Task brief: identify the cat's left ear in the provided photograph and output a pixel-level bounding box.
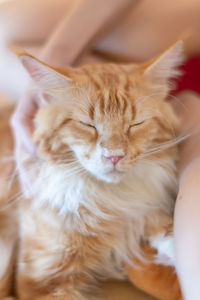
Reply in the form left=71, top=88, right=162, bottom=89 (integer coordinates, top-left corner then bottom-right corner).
left=19, top=53, right=71, bottom=92
left=144, top=41, right=184, bottom=89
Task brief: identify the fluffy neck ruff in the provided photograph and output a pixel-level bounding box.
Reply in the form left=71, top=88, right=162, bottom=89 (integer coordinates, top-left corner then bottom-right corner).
left=25, top=156, right=177, bottom=264
left=31, top=157, right=177, bottom=223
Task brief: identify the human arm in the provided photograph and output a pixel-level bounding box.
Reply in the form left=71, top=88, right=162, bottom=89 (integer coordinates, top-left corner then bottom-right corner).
left=40, top=0, right=135, bottom=66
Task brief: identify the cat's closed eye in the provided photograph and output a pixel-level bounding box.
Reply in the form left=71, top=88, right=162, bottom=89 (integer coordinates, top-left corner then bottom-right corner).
left=128, top=121, right=145, bottom=133
left=78, top=121, right=97, bottom=131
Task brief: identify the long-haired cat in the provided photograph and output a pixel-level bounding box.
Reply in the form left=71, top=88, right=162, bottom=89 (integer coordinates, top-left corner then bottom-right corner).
left=11, top=41, right=184, bottom=300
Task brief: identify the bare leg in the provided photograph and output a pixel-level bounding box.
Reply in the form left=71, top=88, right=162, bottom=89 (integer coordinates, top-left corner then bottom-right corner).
left=174, top=91, right=200, bottom=300
left=96, top=0, right=200, bottom=61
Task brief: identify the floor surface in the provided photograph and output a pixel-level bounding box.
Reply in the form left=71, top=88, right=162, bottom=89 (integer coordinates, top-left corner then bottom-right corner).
left=103, top=281, right=157, bottom=300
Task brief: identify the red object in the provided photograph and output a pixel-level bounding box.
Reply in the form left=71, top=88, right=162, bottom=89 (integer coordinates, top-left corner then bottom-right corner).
left=173, top=56, right=200, bottom=95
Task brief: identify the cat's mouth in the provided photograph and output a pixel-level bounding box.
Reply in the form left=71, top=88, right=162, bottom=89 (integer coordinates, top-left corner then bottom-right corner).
left=105, top=167, right=125, bottom=180
left=107, top=168, right=124, bottom=175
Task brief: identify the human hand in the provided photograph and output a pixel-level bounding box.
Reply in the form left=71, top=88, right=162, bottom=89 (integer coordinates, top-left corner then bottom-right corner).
left=11, top=90, right=40, bottom=197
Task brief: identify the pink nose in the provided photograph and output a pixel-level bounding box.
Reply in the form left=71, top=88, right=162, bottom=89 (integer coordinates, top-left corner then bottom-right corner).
left=104, top=155, right=124, bottom=165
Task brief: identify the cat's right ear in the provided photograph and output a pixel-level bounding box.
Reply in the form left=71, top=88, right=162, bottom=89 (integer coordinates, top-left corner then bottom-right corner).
left=9, top=45, right=71, bottom=93
left=19, top=54, right=71, bottom=93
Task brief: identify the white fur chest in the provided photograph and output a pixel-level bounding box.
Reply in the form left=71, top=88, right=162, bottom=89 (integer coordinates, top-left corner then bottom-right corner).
left=30, top=158, right=177, bottom=263
left=32, top=158, right=176, bottom=216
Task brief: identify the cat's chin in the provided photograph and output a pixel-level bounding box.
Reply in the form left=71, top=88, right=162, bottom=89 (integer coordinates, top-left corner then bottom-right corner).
left=95, top=170, right=125, bottom=184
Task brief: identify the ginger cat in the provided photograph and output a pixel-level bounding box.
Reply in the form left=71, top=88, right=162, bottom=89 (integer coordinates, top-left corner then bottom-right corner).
left=0, top=42, right=184, bottom=299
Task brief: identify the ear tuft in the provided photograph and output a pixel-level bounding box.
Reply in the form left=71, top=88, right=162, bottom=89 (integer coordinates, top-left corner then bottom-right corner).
left=19, top=54, right=71, bottom=92
left=144, top=41, right=185, bottom=87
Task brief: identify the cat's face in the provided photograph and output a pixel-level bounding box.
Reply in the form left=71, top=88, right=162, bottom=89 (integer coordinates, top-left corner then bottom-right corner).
left=19, top=42, right=182, bottom=183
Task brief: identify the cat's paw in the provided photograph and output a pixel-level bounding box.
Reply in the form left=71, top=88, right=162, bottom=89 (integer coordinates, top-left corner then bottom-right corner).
left=149, top=234, right=175, bottom=266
